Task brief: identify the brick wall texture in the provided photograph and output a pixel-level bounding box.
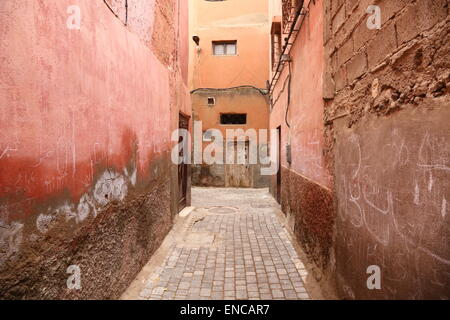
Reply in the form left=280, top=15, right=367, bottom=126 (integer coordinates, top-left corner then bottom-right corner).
left=323, top=0, right=449, bottom=299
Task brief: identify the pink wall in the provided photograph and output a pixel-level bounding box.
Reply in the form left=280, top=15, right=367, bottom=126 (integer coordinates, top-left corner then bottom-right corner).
left=178, top=0, right=190, bottom=85
left=270, top=0, right=331, bottom=189
left=0, top=0, right=187, bottom=228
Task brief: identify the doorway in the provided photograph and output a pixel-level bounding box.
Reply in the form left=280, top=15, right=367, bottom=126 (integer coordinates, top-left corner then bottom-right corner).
left=276, top=126, right=281, bottom=204
left=178, top=113, right=189, bottom=211
left=225, top=140, right=252, bottom=188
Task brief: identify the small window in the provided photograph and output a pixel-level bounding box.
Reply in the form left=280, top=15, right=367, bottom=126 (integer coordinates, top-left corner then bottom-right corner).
left=213, top=41, right=237, bottom=56
left=207, top=97, right=215, bottom=106
left=220, top=113, right=247, bottom=125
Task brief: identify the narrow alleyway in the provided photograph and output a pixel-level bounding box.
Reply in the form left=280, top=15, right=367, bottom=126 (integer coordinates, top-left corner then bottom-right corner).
left=1, top=0, right=448, bottom=302
left=122, top=188, right=319, bottom=300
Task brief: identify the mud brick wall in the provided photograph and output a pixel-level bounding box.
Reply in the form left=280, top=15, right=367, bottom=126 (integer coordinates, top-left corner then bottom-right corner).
left=0, top=0, right=190, bottom=299
left=323, top=0, right=449, bottom=299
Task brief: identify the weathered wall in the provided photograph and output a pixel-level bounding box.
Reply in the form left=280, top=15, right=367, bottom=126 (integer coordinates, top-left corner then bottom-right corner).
left=334, top=106, right=450, bottom=299
left=0, top=0, right=190, bottom=299
left=191, top=87, right=270, bottom=188
left=324, top=0, right=449, bottom=299
left=269, top=0, right=335, bottom=288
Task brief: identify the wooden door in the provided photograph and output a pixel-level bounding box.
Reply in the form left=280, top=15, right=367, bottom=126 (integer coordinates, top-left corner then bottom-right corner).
left=225, top=140, right=252, bottom=188
left=178, top=113, right=189, bottom=211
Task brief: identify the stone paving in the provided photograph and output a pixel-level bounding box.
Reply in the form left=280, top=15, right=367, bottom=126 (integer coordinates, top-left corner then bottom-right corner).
left=129, top=188, right=311, bottom=300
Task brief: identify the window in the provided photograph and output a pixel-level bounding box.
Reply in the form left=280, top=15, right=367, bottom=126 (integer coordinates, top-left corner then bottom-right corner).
left=213, top=41, right=237, bottom=56
left=220, top=113, right=247, bottom=125
left=207, top=97, right=216, bottom=106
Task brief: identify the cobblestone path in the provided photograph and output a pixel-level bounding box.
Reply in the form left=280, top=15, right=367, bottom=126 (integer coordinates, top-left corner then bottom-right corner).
left=123, top=188, right=311, bottom=300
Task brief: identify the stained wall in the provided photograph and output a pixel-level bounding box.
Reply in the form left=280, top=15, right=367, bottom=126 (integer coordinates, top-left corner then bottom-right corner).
left=324, top=0, right=449, bottom=299
left=0, top=0, right=190, bottom=299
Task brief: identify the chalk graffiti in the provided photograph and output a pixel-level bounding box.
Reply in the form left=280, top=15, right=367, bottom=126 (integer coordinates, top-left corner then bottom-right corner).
left=0, top=137, right=19, bottom=160
left=336, top=122, right=450, bottom=298
left=339, top=131, right=449, bottom=260
left=293, top=127, right=331, bottom=187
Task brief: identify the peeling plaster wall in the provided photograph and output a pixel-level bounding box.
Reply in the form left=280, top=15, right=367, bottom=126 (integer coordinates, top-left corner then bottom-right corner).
left=0, top=0, right=190, bottom=299
left=324, top=0, right=449, bottom=299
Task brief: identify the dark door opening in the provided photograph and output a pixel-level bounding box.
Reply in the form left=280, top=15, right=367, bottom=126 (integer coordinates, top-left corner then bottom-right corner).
left=276, top=126, right=281, bottom=204
left=178, top=113, right=189, bottom=211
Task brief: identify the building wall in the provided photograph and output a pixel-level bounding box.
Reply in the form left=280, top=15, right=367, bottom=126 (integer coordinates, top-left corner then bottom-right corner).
left=192, top=87, right=270, bottom=188
left=324, top=0, right=449, bottom=299
left=0, top=0, right=190, bottom=299
left=189, top=0, right=270, bottom=188
left=189, top=0, right=270, bottom=89
left=269, top=0, right=335, bottom=292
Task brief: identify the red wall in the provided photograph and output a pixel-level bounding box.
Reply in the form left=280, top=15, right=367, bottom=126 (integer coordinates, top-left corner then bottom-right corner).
left=1, top=0, right=177, bottom=219
left=0, top=0, right=190, bottom=296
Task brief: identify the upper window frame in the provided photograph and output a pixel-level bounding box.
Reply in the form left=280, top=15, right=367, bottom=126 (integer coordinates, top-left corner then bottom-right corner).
left=212, top=40, right=238, bottom=56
